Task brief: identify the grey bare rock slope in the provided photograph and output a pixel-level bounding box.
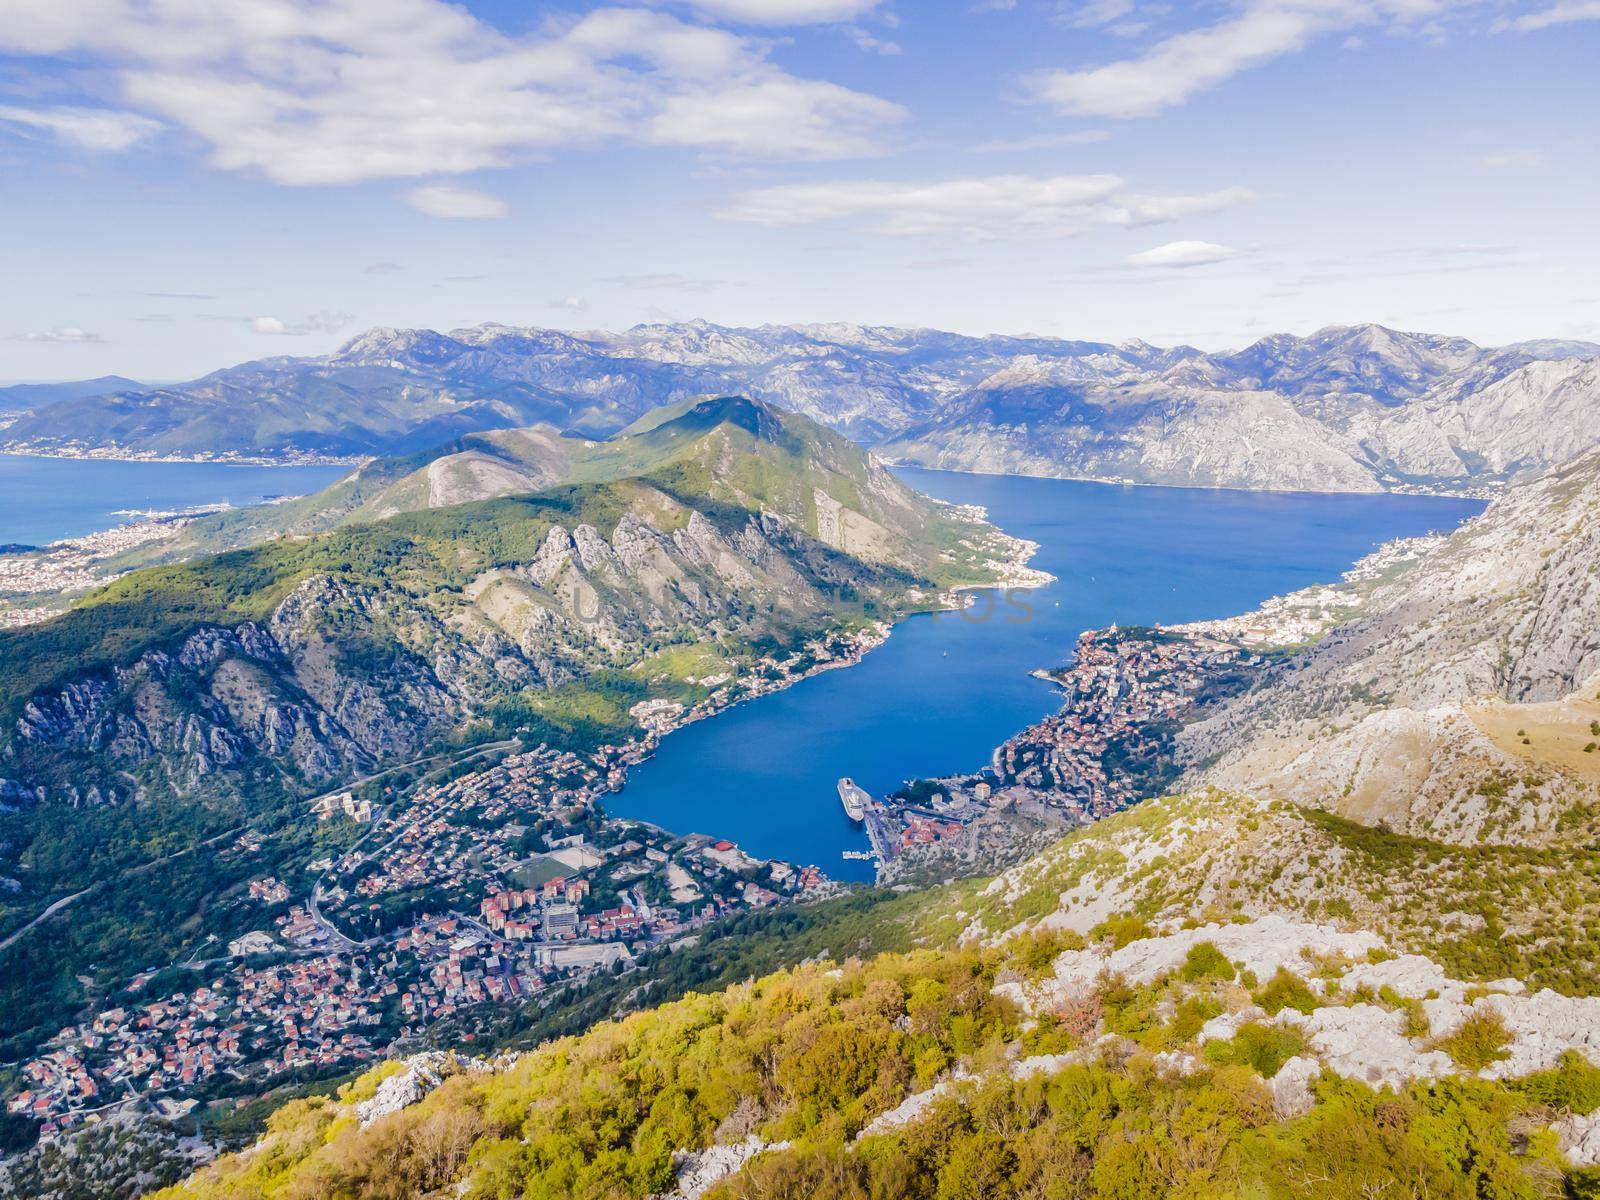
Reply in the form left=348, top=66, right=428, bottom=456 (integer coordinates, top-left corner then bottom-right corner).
left=884, top=324, right=1600, bottom=494
left=1170, top=444, right=1600, bottom=844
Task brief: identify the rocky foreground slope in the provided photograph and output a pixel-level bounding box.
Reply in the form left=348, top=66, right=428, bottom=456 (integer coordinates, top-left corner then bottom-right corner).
left=130, top=445, right=1600, bottom=1200
left=5, top=320, right=1598, bottom=495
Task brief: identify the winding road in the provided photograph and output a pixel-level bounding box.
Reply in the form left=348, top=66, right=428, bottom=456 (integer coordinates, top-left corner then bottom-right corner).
left=0, top=824, right=244, bottom=954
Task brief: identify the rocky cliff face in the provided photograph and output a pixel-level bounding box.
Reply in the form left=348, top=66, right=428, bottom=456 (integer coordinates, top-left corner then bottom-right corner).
left=1165, top=446, right=1600, bottom=844
left=0, top=492, right=890, bottom=812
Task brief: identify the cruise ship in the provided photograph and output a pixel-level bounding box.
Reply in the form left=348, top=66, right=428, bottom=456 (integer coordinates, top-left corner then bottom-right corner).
left=837, top=777, right=870, bottom=822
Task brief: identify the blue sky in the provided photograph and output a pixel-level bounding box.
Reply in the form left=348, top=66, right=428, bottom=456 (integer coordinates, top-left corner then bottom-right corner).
left=0, top=0, right=1596, bottom=381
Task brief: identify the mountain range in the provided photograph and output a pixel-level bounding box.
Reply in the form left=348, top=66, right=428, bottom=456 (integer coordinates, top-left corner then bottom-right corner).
left=8, top=330, right=1600, bottom=1198
left=113, top=395, right=968, bottom=576
left=6, top=321, right=1598, bottom=494
left=0, top=375, right=143, bottom=414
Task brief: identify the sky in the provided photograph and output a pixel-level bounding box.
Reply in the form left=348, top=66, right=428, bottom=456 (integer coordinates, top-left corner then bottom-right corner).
left=0, top=0, right=1596, bottom=381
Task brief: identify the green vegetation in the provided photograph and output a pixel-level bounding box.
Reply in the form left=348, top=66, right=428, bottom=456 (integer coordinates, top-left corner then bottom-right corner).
left=1255, top=968, right=1321, bottom=1016
left=1512, top=1050, right=1600, bottom=1115
left=0, top=482, right=642, bottom=721
left=150, top=929, right=1588, bottom=1200
left=1430, top=1009, right=1514, bottom=1072
left=1304, top=808, right=1600, bottom=994
left=1179, top=940, right=1236, bottom=982
left=1204, top=1021, right=1310, bottom=1077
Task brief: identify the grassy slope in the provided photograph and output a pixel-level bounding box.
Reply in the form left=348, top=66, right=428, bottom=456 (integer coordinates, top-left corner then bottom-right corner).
left=956, top=786, right=1600, bottom=997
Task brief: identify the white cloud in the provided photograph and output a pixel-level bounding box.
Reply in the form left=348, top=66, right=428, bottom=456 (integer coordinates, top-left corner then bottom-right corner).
left=406, top=185, right=509, bottom=220
left=364, top=262, right=404, bottom=275
left=646, top=76, right=901, bottom=159
left=718, top=174, right=1255, bottom=239
left=845, top=25, right=902, bottom=53
left=672, top=0, right=884, bottom=21
left=10, top=327, right=105, bottom=343
left=1030, top=1, right=1462, bottom=118
left=550, top=296, right=590, bottom=311
left=1125, top=240, right=1245, bottom=268
left=0, top=104, right=160, bottom=151
left=250, top=312, right=355, bottom=335
left=1498, top=1, right=1600, bottom=30
left=1480, top=149, right=1545, bottom=168
left=975, top=130, right=1111, bottom=152
left=605, top=273, right=730, bottom=292
left=0, top=2, right=903, bottom=187
left=1058, top=0, right=1137, bottom=28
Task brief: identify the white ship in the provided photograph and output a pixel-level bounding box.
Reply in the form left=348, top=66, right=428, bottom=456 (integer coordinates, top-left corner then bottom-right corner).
left=837, top=777, right=870, bottom=822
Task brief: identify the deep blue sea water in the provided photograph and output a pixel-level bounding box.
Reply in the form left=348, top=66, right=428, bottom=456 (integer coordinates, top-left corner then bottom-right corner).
left=609, top=469, right=1486, bottom=880
left=0, top=454, right=348, bottom=545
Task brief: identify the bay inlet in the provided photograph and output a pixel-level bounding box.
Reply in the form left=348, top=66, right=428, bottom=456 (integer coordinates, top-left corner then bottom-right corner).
left=609, top=468, right=1486, bottom=881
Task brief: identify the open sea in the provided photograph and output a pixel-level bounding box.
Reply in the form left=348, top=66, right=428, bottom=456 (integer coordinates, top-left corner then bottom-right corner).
left=0, top=453, right=348, bottom=546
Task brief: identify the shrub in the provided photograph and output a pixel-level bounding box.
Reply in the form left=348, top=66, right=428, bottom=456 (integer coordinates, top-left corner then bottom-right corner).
left=1512, top=1050, right=1600, bottom=1115
left=1179, top=941, right=1236, bottom=983
left=1430, top=1009, right=1513, bottom=1072
left=1094, top=914, right=1152, bottom=949
left=1254, top=968, right=1320, bottom=1016
left=1204, top=1021, right=1309, bottom=1078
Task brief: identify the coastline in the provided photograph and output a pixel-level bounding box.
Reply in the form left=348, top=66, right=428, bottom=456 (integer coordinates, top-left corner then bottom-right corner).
left=868, top=523, right=1453, bottom=883
left=0, top=445, right=367, bottom=468
left=892, top=458, right=1501, bottom=502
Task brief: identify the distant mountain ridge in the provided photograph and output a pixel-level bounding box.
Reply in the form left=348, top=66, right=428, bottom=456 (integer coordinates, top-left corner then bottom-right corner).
left=4, top=320, right=1598, bottom=494
left=883, top=324, right=1600, bottom=494
left=0, top=375, right=143, bottom=414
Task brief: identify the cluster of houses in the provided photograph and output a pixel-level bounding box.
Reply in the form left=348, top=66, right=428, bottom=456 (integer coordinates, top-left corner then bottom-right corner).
left=12, top=735, right=835, bottom=1132
left=987, top=627, right=1246, bottom=820
left=860, top=626, right=1251, bottom=879
left=311, top=790, right=374, bottom=823
left=247, top=877, right=289, bottom=904
left=478, top=874, right=591, bottom=941
left=327, top=745, right=621, bottom=914
left=10, top=954, right=386, bottom=1133
left=8, top=634, right=905, bottom=1135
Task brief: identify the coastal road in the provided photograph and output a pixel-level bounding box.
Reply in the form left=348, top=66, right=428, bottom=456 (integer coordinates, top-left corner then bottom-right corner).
left=0, top=824, right=245, bottom=953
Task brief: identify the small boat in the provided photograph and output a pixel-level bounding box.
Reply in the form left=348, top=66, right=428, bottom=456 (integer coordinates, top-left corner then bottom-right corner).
left=837, top=777, right=870, bottom=822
